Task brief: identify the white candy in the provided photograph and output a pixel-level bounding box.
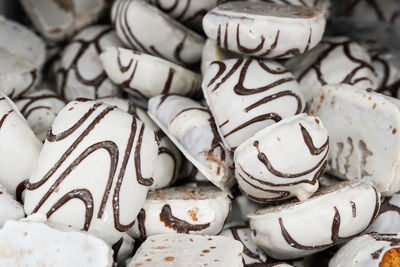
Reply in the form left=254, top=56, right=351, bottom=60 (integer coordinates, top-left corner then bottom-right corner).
left=253, top=0, right=330, bottom=13
left=20, top=0, right=107, bottom=41
left=24, top=99, right=158, bottom=244
left=249, top=181, right=380, bottom=259
left=367, top=193, right=400, bottom=233
left=235, top=114, right=329, bottom=203
left=0, top=95, right=42, bottom=197
left=0, top=216, right=114, bottom=267
left=15, top=89, right=66, bottom=141
left=148, top=95, right=234, bottom=193
left=221, top=225, right=267, bottom=265
left=127, top=234, right=244, bottom=267
left=225, top=195, right=262, bottom=228
left=203, top=2, right=326, bottom=58
left=0, top=185, right=25, bottom=228
left=100, top=47, right=201, bottom=99
left=285, top=36, right=377, bottom=103
left=128, top=186, right=231, bottom=238
left=201, top=39, right=237, bottom=76
left=202, top=57, right=304, bottom=149
left=309, top=84, right=400, bottom=196
left=112, top=233, right=135, bottom=265
left=329, top=233, right=400, bottom=267
left=111, top=0, right=204, bottom=65
left=101, top=96, right=182, bottom=190
left=57, top=25, right=123, bottom=102
left=371, top=51, right=400, bottom=98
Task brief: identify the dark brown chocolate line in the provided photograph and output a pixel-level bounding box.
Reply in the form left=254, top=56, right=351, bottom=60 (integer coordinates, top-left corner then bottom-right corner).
left=134, top=124, right=154, bottom=186
left=175, top=0, right=191, bottom=20
left=210, top=58, right=244, bottom=93
left=370, top=247, right=384, bottom=260
left=16, top=179, right=28, bottom=203
left=28, top=105, right=114, bottom=190
left=372, top=234, right=400, bottom=246
left=350, top=201, right=357, bottom=217
left=304, top=28, right=312, bottom=52
left=19, top=94, right=65, bottom=116
left=377, top=197, right=400, bottom=216
left=239, top=187, right=290, bottom=203
left=219, top=120, right=229, bottom=128
left=230, top=226, right=260, bottom=259
left=159, top=204, right=210, bottom=233
left=24, top=106, right=51, bottom=118
left=236, top=24, right=265, bottom=53
left=0, top=110, right=14, bottom=129
left=117, top=50, right=134, bottom=73
left=9, top=70, right=37, bottom=99
left=155, top=0, right=178, bottom=13
left=259, top=30, right=280, bottom=57
left=207, top=61, right=226, bottom=87
left=244, top=90, right=302, bottom=113
left=161, top=68, right=176, bottom=94
left=300, top=123, right=329, bottom=155
left=137, top=208, right=147, bottom=239
left=257, top=59, right=289, bottom=75
left=112, top=237, right=123, bottom=262
left=239, top=173, right=292, bottom=200
left=170, top=107, right=209, bottom=124
left=46, top=189, right=94, bottom=231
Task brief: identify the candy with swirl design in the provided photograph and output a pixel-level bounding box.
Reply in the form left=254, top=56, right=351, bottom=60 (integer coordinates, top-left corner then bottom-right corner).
left=127, top=234, right=244, bottom=267
left=201, top=38, right=237, bottom=76
left=310, top=84, right=400, bottom=196
left=128, top=186, right=231, bottom=239
left=371, top=52, right=400, bottom=98
left=15, top=89, right=66, bottom=141
left=0, top=216, right=114, bottom=267
left=329, top=232, right=400, bottom=267
left=367, top=193, right=400, bottom=234
left=56, top=25, right=123, bottom=102
left=202, top=57, right=305, bottom=150
left=202, top=2, right=326, bottom=59
left=101, top=96, right=182, bottom=190
left=24, top=98, right=159, bottom=244
left=0, top=184, right=25, bottom=227
left=100, top=47, right=201, bottom=99
left=285, top=36, right=377, bottom=103
left=148, top=0, right=226, bottom=32
left=111, top=0, right=204, bottom=65
left=235, top=114, right=329, bottom=203
left=0, top=94, right=42, bottom=197
left=249, top=180, right=380, bottom=259
left=148, top=94, right=234, bottom=193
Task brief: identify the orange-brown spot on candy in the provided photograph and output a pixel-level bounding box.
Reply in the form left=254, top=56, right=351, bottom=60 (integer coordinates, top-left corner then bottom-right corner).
left=210, top=246, right=216, bottom=249
left=155, top=246, right=167, bottom=249
left=315, top=118, right=320, bottom=124
left=379, top=248, right=400, bottom=267
left=393, top=129, right=397, bottom=135
left=238, top=253, right=243, bottom=257
left=277, top=137, right=281, bottom=142
left=145, top=259, right=152, bottom=262
left=203, top=250, right=210, bottom=253
left=187, top=209, right=198, bottom=221
left=208, top=238, right=212, bottom=240
left=320, top=94, right=325, bottom=102
left=368, top=96, right=372, bottom=100
left=165, top=257, right=175, bottom=262
left=200, top=254, right=204, bottom=257
left=68, top=107, right=74, bottom=111
left=135, top=264, right=143, bottom=267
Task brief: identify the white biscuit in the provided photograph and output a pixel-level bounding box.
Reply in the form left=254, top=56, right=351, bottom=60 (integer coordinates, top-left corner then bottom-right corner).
left=24, top=99, right=158, bottom=244
left=310, top=84, right=400, bottom=196
left=202, top=57, right=304, bottom=149
left=203, top=2, right=326, bottom=58
left=249, top=181, right=380, bottom=259
left=100, top=47, right=201, bottom=99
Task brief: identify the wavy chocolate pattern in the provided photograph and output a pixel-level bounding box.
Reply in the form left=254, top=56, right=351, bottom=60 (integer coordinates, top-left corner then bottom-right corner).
left=159, top=204, right=210, bottom=233
left=7, top=70, right=37, bottom=99
left=230, top=226, right=263, bottom=260
left=26, top=102, right=154, bottom=233
left=373, top=55, right=400, bottom=97
left=18, top=94, right=66, bottom=119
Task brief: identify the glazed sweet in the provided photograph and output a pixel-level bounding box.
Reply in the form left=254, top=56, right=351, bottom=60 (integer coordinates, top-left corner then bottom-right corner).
left=203, top=2, right=326, bottom=58
left=0, top=215, right=114, bottom=267
left=249, top=181, right=380, bottom=259
left=367, top=193, right=400, bottom=233
left=285, top=36, right=377, bottom=103
left=128, top=186, right=231, bottom=239
left=329, top=233, right=400, bottom=267
left=15, top=89, right=66, bottom=141
left=0, top=95, right=42, bottom=198
left=310, top=84, right=400, bottom=196
left=235, top=114, right=329, bottom=203
left=101, top=96, right=182, bottom=190
left=24, top=98, right=159, bottom=244
left=201, top=39, right=237, bottom=75
left=202, top=57, right=304, bottom=149
left=0, top=17, right=46, bottom=98
left=20, top=0, right=107, bottom=41
left=371, top=51, right=400, bottom=98
left=127, top=234, right=244, bottom=267
left=57, top=25, right=122, bottom=101
left=111, top=0, right=204, bottom=65
left=148, top=94, right=234, bottom=192
left=99, top=47, right=201, bottom=99
left=0, top=184, right=25, bottom=227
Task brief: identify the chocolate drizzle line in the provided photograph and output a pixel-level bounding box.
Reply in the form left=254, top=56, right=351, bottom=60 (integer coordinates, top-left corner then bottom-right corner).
left=16, top=179, right=28, bottom=203
left=137, top=208, right=147, bottom=239
left=0, top=110, right=14, bottom=129
left=19, top=94, right=66, bottom=118
left=8, top=70, right=37, bottom=99
left=159, top=204, right=210, bottom=233
left=112, top=237, right=123, bottom=262
left=230, top=226, right=261, bottom=260
left=376, top=197, right=400, bottom=216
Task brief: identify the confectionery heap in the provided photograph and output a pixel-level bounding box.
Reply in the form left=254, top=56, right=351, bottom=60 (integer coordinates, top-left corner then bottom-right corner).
left=1, top=0, right=400, bottom=266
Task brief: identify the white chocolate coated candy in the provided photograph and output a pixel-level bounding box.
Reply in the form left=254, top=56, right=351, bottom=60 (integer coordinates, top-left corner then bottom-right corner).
left=20, top=0, right=107, bottom=41
left=100, top=47, right=201, bottom=99
left=101, top=96, right=182, bottom=190
left=310, top=84, right=400, bottom=196
left=127, top=234, right=244, bottom=267
left=112, top=233, right=135, bottom=265
left=112, top=0, right=204, bottom=65
left=148, top=95, right=234, bottom=193
left=203, top=2, right=326, bottom=58
left=57, top=25, right=123, bottom=101
left=128, top=186, right=231, bottom=238
left=201, top=39, right=237, bottom=75
left=235, top=114, right=329, bottom=203
left=15, top=89, right=66, bottom=141
left=367, top=193, right=400, bottom=233
left=329, top=233, right=400, bottom=267
left=285, top=36, right=377, bottom=103
left=249, top=181, right=380, bottom=259
left=202, top=57, right=304, bottom=149
left=24, top=99, right=158, bottom=244
left=0, top=185, right=25, bottom=228
left=371, top=52, right=400, bottom=98
left=0, top=216, right=114, bottom=267
left=0, top=95, right=42, bottom=197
